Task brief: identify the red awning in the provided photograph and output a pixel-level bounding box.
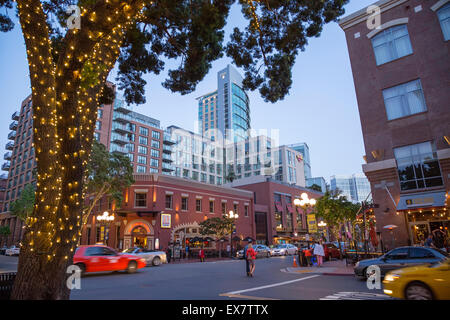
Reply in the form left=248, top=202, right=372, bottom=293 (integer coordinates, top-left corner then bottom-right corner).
left=275, top=202, right=283, bottom=212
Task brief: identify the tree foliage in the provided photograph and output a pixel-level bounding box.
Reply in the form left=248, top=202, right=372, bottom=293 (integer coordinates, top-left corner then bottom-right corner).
left=84, top=139, right=134, bottom=224
left=0, top=225, right=11, bottom=246
left=314, top=189, right=359, bottom=228
left=199, top=216, right=234, bottom=240
left=10, top=184, right=36, bottom=222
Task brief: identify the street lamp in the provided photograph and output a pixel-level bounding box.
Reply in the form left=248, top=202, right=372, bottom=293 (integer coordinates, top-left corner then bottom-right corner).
left=225, top=210, right=239, bottom=258
left=294, top=193, right=316, bottom=239
left=96, top=211, right=115, bottom=245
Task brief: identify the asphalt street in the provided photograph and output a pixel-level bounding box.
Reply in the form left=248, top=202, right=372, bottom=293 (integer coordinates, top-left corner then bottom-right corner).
left=0, top=255, right=389, bottom=300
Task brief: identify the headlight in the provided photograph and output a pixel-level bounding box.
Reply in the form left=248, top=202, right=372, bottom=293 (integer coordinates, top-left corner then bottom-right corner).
left=384, top=274, right=400, bottom=282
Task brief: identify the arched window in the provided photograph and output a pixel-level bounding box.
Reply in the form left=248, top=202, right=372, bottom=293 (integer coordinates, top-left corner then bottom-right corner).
left=437, top=3, right=450, bottom=40
left=371, top=24, right=413, bottom=65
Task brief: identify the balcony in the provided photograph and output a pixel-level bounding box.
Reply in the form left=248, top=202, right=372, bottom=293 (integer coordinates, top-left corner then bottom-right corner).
left=163, top=133, right=176, bottom=145
left=11, top=111, right=19, bottom=120
left=1, top=162, right=10, bottom=171
left=9, top=121, right=18, bottom=130
left=162, top=145, right=172, bottom=154
left=110, top=144, right=128, bottom=155
left=7, top=131, right=16, bottom=140
left=3, top=152, right=11, bottom=161
left=112, top=113, right=130, bottom=124
left=114, top=99, right=132, bottom=114
left=5, top=142, right=14, bottom=150
left=112, top=123, right=133, bottom=135
left=111, top=133, right=129, bottom=146
left=162, top=163, right=174, bottom=172
left=162, top=153, right=173, bottom=163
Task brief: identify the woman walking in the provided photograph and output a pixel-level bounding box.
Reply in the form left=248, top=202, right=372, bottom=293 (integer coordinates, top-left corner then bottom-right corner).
left=313, top=240, right=325, bottom=267
left=199, top=247, right=205, bottom=262
left=246, top=243, right=257, bottom=277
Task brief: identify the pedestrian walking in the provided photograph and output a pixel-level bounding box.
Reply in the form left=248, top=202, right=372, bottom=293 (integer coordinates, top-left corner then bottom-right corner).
left=246, top=243, right=257, bottom=277
left=166, top=246, right=172, bottom=264
left=304, top=247, right=312, bottom=267
left=185, top=245, right=190, bottom=259
left=199, top=247, right=205, bottom=262
left=425, top=234, right=435, bottom=248
left=244, top=241, right=251, bottom=276
left=313, top=240, right=325, bottom=267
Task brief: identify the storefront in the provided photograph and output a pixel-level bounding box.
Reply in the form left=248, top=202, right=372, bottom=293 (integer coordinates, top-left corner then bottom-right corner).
left=397, top=190, right=449, bottom=246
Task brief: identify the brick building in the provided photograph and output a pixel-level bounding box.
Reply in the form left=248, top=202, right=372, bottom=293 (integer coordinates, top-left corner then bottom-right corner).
left=339, top=0, right=450, bottom=247
left=80, top=174, right=255, bottom=254
left=225, top=176, right=323, bottom=245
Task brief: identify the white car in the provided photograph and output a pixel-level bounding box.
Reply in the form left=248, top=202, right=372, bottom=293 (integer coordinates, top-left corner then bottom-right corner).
left=122, top=247, right=167, bottom=266
left=271, top=244, right=298, bottom=256
left=5, top=246, right=20, bottom=256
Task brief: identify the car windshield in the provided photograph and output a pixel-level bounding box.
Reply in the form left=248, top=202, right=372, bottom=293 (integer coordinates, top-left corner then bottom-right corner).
left=122, top=248, right=136, bottom=253
left=275, top=245, right=287, bottom=248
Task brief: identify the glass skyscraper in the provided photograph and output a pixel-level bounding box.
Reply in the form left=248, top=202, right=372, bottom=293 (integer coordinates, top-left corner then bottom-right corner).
left=330, top=173, right=372, bottom=203
left=197, top=65, right=250, bottom=143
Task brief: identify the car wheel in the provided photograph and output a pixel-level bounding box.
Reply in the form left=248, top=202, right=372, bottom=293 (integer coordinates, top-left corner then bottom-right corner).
left=152, top=256, right=161, bottom=267
left=405, top=282, right=433, bottom=300
left=127, top=261, right=138, bottom=274
left=75, top=263, right=86, bottom=277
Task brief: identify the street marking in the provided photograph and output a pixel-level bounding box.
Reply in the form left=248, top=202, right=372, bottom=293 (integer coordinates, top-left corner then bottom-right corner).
left=320, top=292, right=393, bottom=300
left=220, top=293, right=279, bottom=300
left=224, top=275, right=321, bottom=295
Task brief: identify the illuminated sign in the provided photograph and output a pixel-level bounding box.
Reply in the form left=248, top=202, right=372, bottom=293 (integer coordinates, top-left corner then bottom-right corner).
left=161, top=214, right=171, bottom=228
left=307, top=214, right=317, bottom=233
left=405, top=197, right=434, bottom=207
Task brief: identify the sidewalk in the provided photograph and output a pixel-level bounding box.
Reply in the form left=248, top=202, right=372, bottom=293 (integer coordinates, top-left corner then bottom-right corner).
left=282, top=259, right=354, bottom=276
left=167, top=257, right=236, bottom=264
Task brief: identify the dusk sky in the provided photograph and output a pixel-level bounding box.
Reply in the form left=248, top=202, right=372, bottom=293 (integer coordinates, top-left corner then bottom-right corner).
left=0, top=0, right=376, bottom=184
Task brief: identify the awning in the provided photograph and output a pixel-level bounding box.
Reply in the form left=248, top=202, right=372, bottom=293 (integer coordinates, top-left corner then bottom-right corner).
left=396, top=190, right=447, bottom=211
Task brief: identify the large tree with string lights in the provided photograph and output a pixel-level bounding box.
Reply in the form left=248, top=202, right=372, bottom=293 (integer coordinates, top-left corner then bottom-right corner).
left=0, top=0, right=349, bottom=299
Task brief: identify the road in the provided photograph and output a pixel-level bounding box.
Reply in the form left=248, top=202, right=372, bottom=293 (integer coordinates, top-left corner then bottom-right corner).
left=0, top=255, right=390, bottom=300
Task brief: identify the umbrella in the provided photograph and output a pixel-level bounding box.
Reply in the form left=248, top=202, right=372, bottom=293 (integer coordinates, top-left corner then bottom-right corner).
left=383, top=225, right=398, bottom=230
left=243, top=236, right=255, bottom=242
left=232, top=236, right=241, bottom=241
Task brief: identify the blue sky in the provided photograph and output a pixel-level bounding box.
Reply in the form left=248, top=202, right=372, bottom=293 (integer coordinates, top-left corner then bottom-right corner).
left=0, top=0, right=375, bottom=183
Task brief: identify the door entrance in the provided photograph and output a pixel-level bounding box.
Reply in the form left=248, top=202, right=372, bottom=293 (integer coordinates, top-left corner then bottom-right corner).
left=132, top=226, right=148, bottom=248
left=409, top=222, right=430, bottom=245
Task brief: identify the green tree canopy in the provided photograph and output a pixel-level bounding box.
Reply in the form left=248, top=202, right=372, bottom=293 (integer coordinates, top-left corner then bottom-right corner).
left=10, top=184, right=36, bottom=223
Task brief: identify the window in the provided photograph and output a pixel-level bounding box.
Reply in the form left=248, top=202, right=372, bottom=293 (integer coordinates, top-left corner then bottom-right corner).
left=383, top=79, right=427, bottom=120
left=137, top=156, right=147, bottom=165
left=150, top=158, right=159, bottom=168
left=165, top=195, right=173, bottom=209
left=244, top=205, right=249, bottom=217
left=221, top=202, right=226, bottom=215
left=135, top=192, right=147, bottom=207
left=97, top=109, right=103, bottom=119
left=126, top=153, right=134, bottom=162
left=151, top=149, right=160, bottom=158
left=94, top=132, right=100, bottom=141
left=126, top=143, right=135, bottom=153
left=386, top=247, right=409, bottom=260
left=149, top=167, right=158, bottom=173
left=136, top=165, right=146, bottom=173
left=233, top=204, right=238, bottom=215
left=181, top=197, right=188, bottom=211
left=394, top=141, right=443, bottom=191
left=437, top=3, right=450, bottom=41
left=95, top=121, right=102, bottom=130
left=139, top=136, right=148, bottom=145
left=138, top=146, right=148, bottom=154
left=152, top=131, right=160, bottom=139
left=139, top=127, right=149, bottom=136
left=371, top=24, right=413, bottom=65
left=151, top=140, right=160, bottom=148
left=409, top=248, right=435, bottom=259
left=209, top=200, right=214, bottom=213
left=196, top=199, right=202, bottom=212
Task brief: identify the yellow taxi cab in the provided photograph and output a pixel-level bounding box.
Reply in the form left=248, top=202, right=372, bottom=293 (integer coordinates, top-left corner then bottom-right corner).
left=383, top=258, right=450, bottom=300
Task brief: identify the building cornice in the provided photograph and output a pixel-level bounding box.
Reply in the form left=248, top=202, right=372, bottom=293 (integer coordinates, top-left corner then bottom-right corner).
left=437, top=148, right=450, bottom=160
left=339, top=0, right=409, bottom=30
left=431, top=0, right=449, bottom=11
left=362, top=158, right=397, bottom=173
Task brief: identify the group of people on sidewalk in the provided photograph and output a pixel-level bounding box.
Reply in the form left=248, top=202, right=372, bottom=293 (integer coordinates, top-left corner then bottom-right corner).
left=300, top=240, right=326, bottom=267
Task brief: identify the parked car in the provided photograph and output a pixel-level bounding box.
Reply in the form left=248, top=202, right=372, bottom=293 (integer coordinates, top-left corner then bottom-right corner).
left=0, top=246, right=8, bottom=255
left=354, top=246, right=448, bottom=279
left=271, top=244, right=298, bottom=256
left=5, top=246, right=20, bottom=256
left=122, top=247, right=167, bottom=266
left=254, top=245, right=271, bottom=258
left=383, top=258, right=450, bottom=300
left=73, top=245, right=146, bottom=275
left=324, top=243, right=341, bottom=260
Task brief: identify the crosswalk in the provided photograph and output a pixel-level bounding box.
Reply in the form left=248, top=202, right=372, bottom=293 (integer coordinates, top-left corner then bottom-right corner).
left=320, top=291, right=394, bottom=300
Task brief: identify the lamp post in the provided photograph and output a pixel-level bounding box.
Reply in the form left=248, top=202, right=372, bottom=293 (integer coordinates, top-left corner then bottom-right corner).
left=96, top=211, right=115, bottom=245
left=294, top=193, right=316, bottom=240
left=318, top=220, right=327, bottom=241
left=225, top=210, right=239, bottom=258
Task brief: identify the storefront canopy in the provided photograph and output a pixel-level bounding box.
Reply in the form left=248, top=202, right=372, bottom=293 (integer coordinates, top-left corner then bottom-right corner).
left=396, top=190, right=447, bottom=211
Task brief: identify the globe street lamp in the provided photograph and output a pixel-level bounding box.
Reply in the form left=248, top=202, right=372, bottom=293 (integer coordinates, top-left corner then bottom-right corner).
left=225, top=210, right=239, bottom=258
left=318, top=220, right=327, bottom=241
left=96, top=211, right=115, bottom=245
left=294, top=193, right=316, bottom=239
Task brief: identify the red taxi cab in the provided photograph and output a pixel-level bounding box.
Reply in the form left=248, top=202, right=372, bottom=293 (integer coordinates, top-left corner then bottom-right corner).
left=73, top=245, right=146, bottom=275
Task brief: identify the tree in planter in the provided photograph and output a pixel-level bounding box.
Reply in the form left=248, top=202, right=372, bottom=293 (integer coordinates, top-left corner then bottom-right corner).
left=83, top=139, right=134, bottom=226
left=1, top=0, right=349, bottom=299
left=199, top=216, right=235, bottom=258
left=0, top=226, right=11, bottom=247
